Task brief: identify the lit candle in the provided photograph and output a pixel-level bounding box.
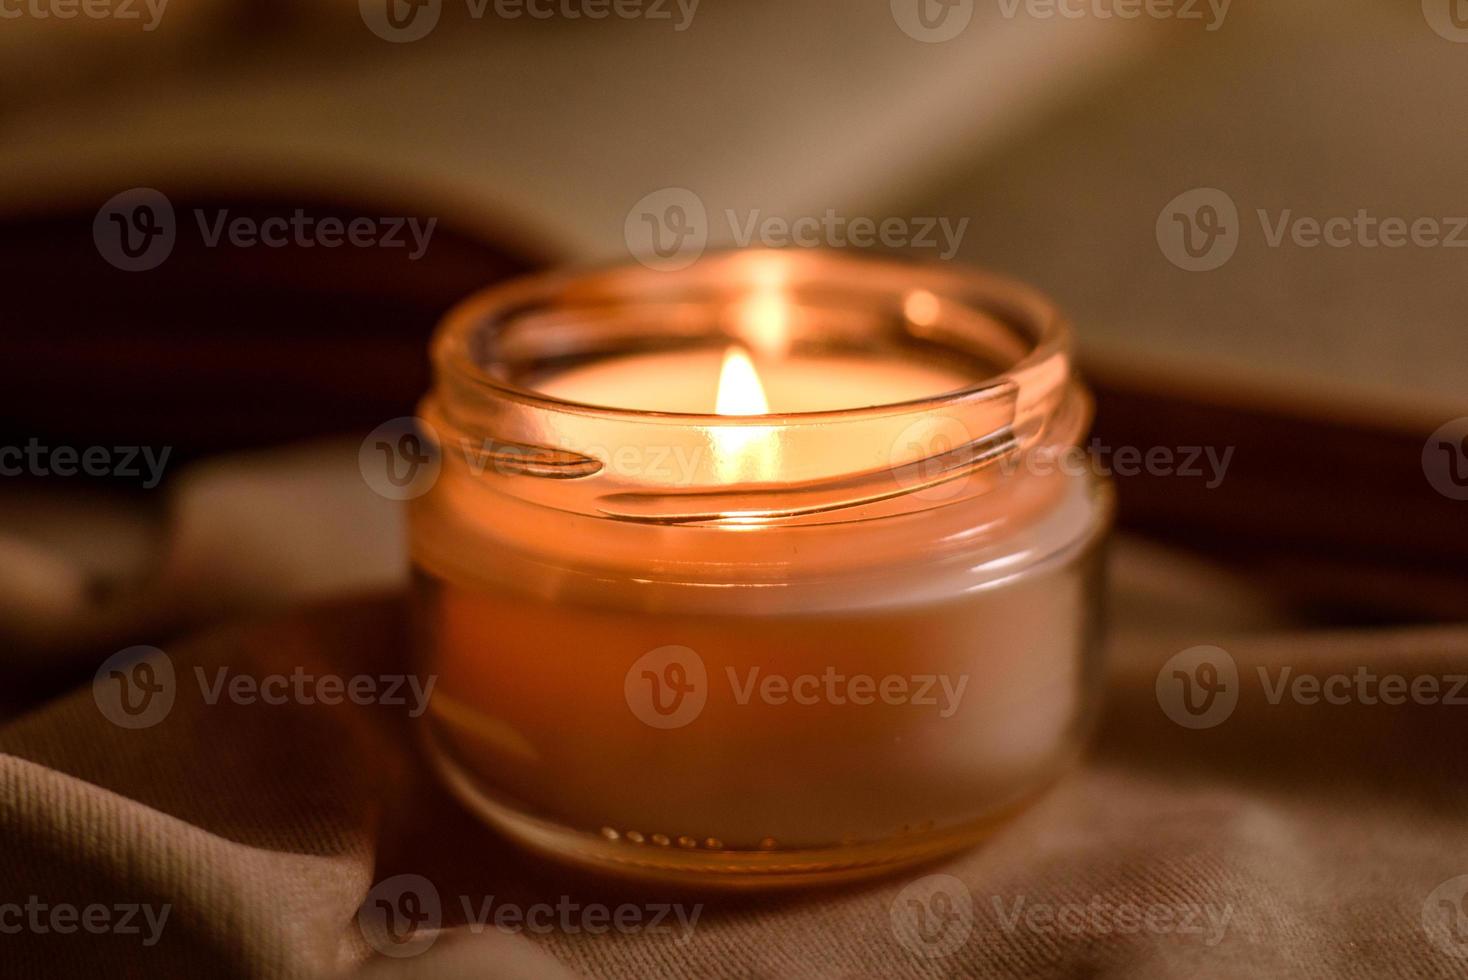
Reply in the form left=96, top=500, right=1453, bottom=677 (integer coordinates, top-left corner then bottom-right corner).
left=411, top=252, right=1110, bottom=886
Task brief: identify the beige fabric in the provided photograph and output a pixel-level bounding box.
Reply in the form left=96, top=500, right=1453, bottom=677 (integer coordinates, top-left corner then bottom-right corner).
left=4, top=572, right=1467, bottom=978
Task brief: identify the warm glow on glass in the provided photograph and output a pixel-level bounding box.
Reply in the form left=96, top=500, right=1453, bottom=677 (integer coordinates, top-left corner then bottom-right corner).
left=904, top=289, right=941, bottom=327
left=731, top=255, right=796, bottom=359
left=732, top=292, right=793, bottom=359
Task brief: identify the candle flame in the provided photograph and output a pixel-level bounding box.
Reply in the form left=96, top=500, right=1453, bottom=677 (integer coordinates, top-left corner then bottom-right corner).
left=712, top=346, right=774, bottom=484
left=714, top=346, right=769, bottom=416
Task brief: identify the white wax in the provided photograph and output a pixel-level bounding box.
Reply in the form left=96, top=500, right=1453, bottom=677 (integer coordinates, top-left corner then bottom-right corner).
left=534, top=349, right=971, bottom=414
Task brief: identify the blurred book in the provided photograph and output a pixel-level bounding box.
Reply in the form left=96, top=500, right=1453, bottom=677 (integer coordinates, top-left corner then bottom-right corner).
left=0, top=1, right=1148, bottom=256
left=908, top=0, right=1468, bottom=427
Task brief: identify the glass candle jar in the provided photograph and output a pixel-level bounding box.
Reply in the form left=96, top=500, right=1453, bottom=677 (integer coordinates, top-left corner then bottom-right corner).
left=410, top=250, right=1111, bottom=887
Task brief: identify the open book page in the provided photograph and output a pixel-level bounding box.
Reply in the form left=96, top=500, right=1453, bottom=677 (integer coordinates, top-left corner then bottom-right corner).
left=909, top=0, right=1468, bottom=426
left=0, top=2, right=1150, bottom=260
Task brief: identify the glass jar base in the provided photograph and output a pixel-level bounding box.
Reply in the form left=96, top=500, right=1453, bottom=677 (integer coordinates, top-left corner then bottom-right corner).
left=423, top=728, right=1051, bottom=890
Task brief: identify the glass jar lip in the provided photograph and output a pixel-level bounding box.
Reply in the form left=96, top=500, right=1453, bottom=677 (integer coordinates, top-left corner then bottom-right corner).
left=424, top=249, right=1088, bottom=526
left=432, top=248, right=1075, bottom=428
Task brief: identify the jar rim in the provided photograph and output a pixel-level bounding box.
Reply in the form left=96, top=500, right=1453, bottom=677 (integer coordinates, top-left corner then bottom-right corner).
left=433, top=249, right=1074, bottom=426
left=423, top=250, right=1089, bottom=526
